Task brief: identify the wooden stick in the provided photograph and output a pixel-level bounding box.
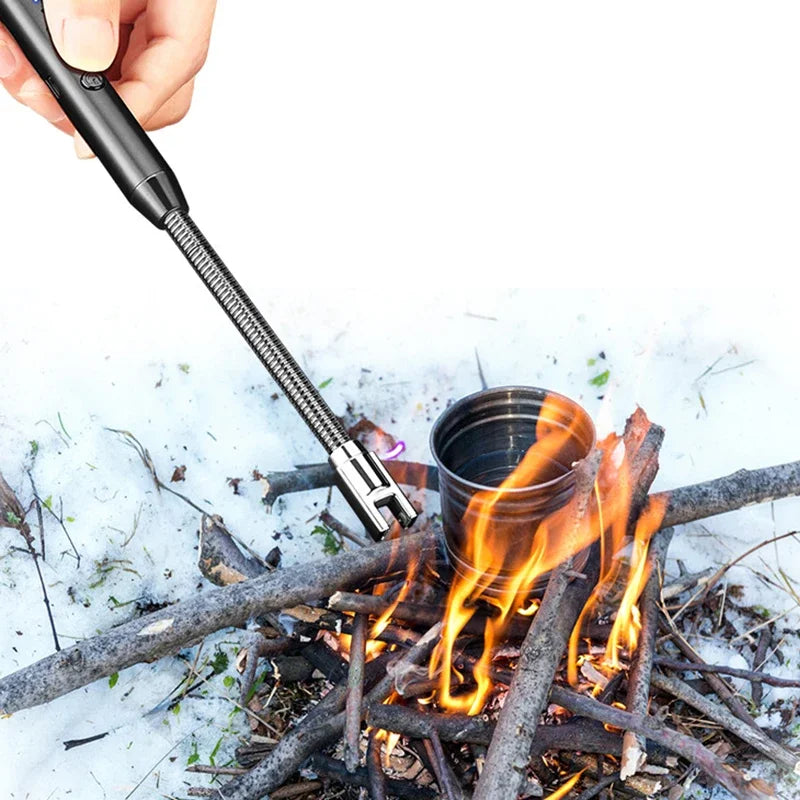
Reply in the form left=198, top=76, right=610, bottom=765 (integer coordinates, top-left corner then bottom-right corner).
left=198, top=514, right=268, bottom=586
left=328, top=590, right=531, bottom=641
left=549, top=686, right=775, bottom=800
left=655, top=460, right=800, bottom=528
left=0, top=531, right=432, bottom=715
left=476, top=409, right=664, bottom=800
left=261, top=458, right=800, bottom=532
left=188, top=782, right=321, bottom=798
left=366, top=730, right=387, bottom=800
left=187, top=764, right=249, bottom=775
left=365, top=702, right=673, bottom=765
left=473, top=452, right=602, bottom=800
left=662, top=568, right=715, bottom=602
left=344, top=614, right=368, bottom=772
left=238, top=632, right=293, bottom=706
left=662, top=623, right=761, bottom=731
left=306, top=753, right=437, bottom=799
left=620, top=527, right=674, bottom=779
left=261, top=461, right=437, bottom=512
left=651, top=656, right=800, bottom=689
left=751, top=627, right=772, bottom=707
left=426, top=729, right=461, bottom=800
left=319, top=509, right=371, bottom=548
left=574, top=771, right=620, bottom=800
left=651, top=671, right=800, bottom=774
left=218, top=624, right=442, bottom=800
left=0, top=471, right=61, bottom=652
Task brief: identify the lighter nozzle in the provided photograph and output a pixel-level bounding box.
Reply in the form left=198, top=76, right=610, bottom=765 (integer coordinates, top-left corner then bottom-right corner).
left=329, top=441, right=418, bottom=541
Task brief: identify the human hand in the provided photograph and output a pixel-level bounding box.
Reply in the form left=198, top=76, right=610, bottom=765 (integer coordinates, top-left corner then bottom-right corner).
left=0, top=0, right=217, bottom=156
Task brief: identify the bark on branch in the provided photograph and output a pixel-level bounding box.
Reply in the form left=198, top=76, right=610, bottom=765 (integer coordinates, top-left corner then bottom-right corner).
left=0, top=531, right=433, bottom=715
left=550, top=686, right=776, bottom=800
left=473, top=451, right=602, bottom=800
left=261, top=458, right=800, bottom=531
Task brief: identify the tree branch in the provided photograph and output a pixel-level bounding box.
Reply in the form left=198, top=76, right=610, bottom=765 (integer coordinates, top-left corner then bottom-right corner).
left=0, top=531, right=432, bottom=715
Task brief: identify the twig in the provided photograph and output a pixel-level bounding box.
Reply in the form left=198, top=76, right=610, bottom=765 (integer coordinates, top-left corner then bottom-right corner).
left=751, top=627, right=772, bottom=707
left=651, top=671, right=800, bottom=774
left=187, top=765, right=248, bottom=776
left=661, top=621, right=761, bottom=731
left=320, top=509, right=370, bottom=548
left=670, top=531, right=800, bottom=624
left=239, top=632, right=293, bottom=706
left=426, top=728, right=461, bottom=800
left=344, top=614, right=368, bottom=772
left=306, top=753, right=436, bottom=799
left=366, top=730, right=387, bottom=800
left=651, top=657, right=800, bottom=689
left=574, top=771, right=620, bottom=800
left=218, top=624, right=442, bottom=800
left=662, top=568, right=715, bottom=602
left=0, top=530, right=432, bottom=714
left=328, top=590, right=531, bottom=641
left=473, top=452, right=601, bottom=800
left=620, top=527, right=674, bottom=779
left=475, top=348, right=489, bottom=390
left=365, top=703, right=674, bottom=764
left=28, top=488, right=81, bottom=565
left=0, top=471, right=60, bottom=652
left=549, top=686, right=775, bottom=800
left=106, top=428, right=206, bottom=514
left=655, top=461, right=800, bottom=529
left=26, top=470, right=46, bottom=560
left=188, top=782, right=321, bottom=798
left=260, top=458, right=800, bottom=533
left=198, top=515, right=268, bottom=587
left=260, top=461, right=437, bottom=512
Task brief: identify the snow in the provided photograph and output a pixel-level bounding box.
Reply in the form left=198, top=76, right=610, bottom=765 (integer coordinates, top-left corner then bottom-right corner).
left=2, top=3, right=800, bottom=799
left=2, top=289, right=799, bottom=799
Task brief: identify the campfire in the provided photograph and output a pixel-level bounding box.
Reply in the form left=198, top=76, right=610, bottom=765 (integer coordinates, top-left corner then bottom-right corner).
left=1, top=387, right=800, bottom=800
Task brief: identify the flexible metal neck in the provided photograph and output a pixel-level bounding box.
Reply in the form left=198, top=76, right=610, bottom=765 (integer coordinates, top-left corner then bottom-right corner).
left=164, top=210, right=349, bottom=453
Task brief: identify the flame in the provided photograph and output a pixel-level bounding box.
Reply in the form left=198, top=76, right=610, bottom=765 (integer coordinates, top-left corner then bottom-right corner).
left=547, top=769, right=586, bottom=799
left=430, top=399, right=666, bottom=713
left=366, top=537, right=422, bottom=658
left=335, top=401, right=667, bottom=723
left=518, top=599, right=540, bottom=617
left=431, top=393, right=595, bottom=714
left=566, top=419, right=667, bottom=683
left=603, top=494, right=667, bottom=668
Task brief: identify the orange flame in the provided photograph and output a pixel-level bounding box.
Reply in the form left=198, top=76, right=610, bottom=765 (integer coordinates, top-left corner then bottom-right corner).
left=366, top=542, right=422, bottom=658
left=603, top=494, right=667, bottom=668
left=547, top=769, right=586, bottom=799
left=430, top=393, right=596, bottom=714
left=566, top=418, right=667, bottom=684
left=336, top=402, right=666, bottom=722
left=430, top=399, right=666, bottom=713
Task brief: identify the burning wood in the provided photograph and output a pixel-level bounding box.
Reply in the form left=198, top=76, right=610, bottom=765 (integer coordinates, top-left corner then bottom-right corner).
left=2, top=393, right=800, bottom=800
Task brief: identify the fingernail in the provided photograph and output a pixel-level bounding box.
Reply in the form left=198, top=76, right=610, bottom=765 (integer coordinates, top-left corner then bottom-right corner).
left=61, top=17, right=116, bottom=71
left=74, top=132, right=94, bottom=160
left=19, top=77, right=66, bottom=123
left=0, top=41, right=16, bottom=79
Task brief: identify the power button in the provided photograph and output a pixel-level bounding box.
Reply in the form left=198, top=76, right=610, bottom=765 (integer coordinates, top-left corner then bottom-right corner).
left=80, top=73, right=105, bottom=90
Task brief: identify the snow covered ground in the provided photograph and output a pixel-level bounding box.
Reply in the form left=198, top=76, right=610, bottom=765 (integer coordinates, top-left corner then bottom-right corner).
left=2, top=288, right=799, bottom=799
left=2, top=3, right=800, bottom=798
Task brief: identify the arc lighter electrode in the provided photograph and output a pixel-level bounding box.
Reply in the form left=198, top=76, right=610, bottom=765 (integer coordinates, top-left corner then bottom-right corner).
left=0, top=0, right=418, bottom=540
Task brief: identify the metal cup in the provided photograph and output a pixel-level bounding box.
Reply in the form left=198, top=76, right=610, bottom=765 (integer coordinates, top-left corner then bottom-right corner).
left=430, top=386, right=596, bottom=594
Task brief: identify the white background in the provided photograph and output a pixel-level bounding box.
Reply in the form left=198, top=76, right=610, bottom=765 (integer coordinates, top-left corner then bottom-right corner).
left=1, top=3, right=799, bottom=799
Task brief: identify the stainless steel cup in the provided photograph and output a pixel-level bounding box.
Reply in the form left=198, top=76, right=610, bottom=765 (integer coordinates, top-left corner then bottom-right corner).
left=430, top=386, right=596, bottom=594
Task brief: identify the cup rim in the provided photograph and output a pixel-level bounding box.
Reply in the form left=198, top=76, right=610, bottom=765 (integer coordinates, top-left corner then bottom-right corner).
left=429, top=385, right=596, bottom=496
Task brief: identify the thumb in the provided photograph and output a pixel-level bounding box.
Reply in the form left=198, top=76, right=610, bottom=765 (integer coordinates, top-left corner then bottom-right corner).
left=43, top=0, right=120, bottom=72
